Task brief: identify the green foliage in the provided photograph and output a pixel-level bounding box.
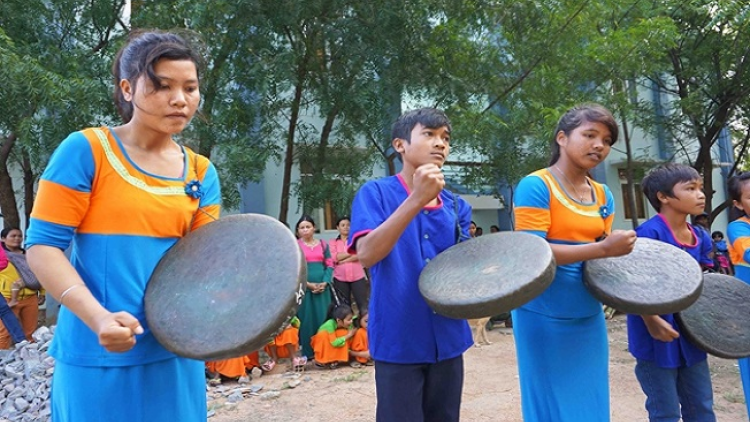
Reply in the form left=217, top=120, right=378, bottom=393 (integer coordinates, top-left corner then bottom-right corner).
left=3, top=0, right=750, bottom=223
left=0, top=0, right=122, bottom=226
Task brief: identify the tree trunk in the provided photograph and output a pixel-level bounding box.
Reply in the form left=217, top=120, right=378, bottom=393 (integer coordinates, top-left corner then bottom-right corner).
left=278, top=72, right=305, bottom=225
left=699, top=140, right=714, bottom=219
left=619, top=113, right=639, bottom=229
left=316, top=106, right=339, bottom=170
left=22, top=149, right=34, bottom=229
left=0, top=133, right=20, bottom=229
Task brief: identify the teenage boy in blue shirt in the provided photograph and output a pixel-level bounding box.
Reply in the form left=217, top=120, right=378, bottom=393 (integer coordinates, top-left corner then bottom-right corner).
left=348, top=108, right=473, bottom=422
left=628, top=163, right=716, bottom=421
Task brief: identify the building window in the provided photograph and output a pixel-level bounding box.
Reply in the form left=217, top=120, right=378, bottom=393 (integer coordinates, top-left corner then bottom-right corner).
left=621, top=183, right=646, bottom=220
left=314, top=201, right=339, bottom=232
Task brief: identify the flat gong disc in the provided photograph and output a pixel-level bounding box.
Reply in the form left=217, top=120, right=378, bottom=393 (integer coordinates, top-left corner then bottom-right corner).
left=419, top=231, right=555, bottom=320
left=584, top=238, right=703, bottom=315
left=145, top=214, right=306, bottom=360
left=676, top=273, right=750, bottom=359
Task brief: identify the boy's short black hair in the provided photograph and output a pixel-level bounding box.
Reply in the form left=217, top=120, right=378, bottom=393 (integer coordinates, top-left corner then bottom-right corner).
left=728, top=171, right=750, bottom=202
left=641, top=163, right=701, bottom=212
left=391, top=108, right=451, bottom=143
left=711, top=230, right=724, bottom=239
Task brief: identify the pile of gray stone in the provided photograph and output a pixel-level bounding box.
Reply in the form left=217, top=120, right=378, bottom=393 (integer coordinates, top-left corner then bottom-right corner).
left=0, top=326, right=54, bottom=422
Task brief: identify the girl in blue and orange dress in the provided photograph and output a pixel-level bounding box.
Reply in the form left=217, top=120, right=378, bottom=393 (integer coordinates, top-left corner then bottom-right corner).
left=25, top=31, right=221, bottom=422
left=512, top=104, right=636, bottom=421
left=726, top=171, right=750, bottom=419
left=295, top=215, right=334, bottom=359
left=311, top=304, right=355, bottom=369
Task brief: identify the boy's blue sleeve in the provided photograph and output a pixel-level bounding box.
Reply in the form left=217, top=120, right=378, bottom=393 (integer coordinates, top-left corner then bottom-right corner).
left=698, top=228, right=714, bottom=266
left=348, top=181, right=386, bottom=252
left=635, top=222, right=660, bottom=240
left=458, top=196, right=472, bottom=241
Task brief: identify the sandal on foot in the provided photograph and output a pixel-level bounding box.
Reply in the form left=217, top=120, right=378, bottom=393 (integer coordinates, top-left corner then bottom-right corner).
left=208, top=377, right=221, bottom=386
left=328, top=362, right=339, bottom=370
left=292, top=356, right=307, bottom=368
left=261, top=360, right=276, bottom=372
left=349, top=361, right=362, bottom=368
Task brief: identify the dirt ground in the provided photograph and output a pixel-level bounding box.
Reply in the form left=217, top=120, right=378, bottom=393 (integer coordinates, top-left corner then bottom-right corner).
left=208, top=314, right=748, bottom=421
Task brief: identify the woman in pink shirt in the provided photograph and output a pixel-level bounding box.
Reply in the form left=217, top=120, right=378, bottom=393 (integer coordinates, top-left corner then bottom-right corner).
left=330, top=216, right=369, bottom=314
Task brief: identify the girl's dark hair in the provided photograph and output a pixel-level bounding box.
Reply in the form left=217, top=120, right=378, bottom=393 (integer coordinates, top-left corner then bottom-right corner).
left=0, top=227, right=20, bottom=239
left=711, top=231, right=724, bottom=239
left=335, top=216, right=350, bottom=240
left=728, top=172, right=750, bottom=202
left=328, top=304, right=352, bottom=321
left=353, top=309, right=368, bottom=328
left=392, top=108, right=452, bottom=143
left=113, top=30, right=204, bottom=123
left=549, top=103, right=619, bottom=166
left=295, top=214, right=316, bottom=234
left=641, top=163, right=701, bottom=212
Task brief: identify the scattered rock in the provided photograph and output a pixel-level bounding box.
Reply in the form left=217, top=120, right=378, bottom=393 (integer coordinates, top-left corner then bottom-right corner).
left=284, top=380, right=301, bottom=389
left=0, top=328, right=54, bottom=422
left=259, top=391, right=281, bottom=401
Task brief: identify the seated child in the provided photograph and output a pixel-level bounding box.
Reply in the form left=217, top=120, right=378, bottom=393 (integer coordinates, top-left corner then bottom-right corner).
left=205, top=351, right=260, bottom=386
left=262, top=316, right=306, bottom=372
left=348, top=310, right=372, bottom=367
left=311, top=304, right=355, bottom=369
left=712, top=230, right=733, bottom=275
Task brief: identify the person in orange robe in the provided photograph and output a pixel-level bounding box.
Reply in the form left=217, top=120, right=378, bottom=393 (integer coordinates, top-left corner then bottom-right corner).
left=349, top=310, right=372, bottom=367
left=311, top=304, right=355, bottom=369
left=206, top=351, right=261, bottom=385
left=262, top=316, right=306, bottom=372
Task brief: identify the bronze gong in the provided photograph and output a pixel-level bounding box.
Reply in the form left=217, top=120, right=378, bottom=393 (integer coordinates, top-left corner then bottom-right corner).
left=676, top=273, right=750, bottom=359
left=145, top=214, right=306, bottom=360
left=584, top=238, right=703, bottom=315
left=419, top=231, right=556, bottom=320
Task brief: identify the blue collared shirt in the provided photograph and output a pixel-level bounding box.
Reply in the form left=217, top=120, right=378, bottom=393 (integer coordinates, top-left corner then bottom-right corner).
left=348, top=175, right=473, bottom=364
left=627, top=214, right=712, bottom=368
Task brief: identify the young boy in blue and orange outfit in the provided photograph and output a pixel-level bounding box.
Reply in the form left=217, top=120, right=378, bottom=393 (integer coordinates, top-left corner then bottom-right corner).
left=726, top=171, right=750, bottom=418
left=348, top=108, right=473, bottom=422
left=628, top=163, right=716, bottom=421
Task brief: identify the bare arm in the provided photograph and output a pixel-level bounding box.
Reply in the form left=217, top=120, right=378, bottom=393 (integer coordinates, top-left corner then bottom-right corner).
left=349, top=349, right=371, bottom=359
left=27, top=245, right=142, bottom=352
left=336, top=252, right=359, bottom=263
left=641, top=315, right=679, bottom=342
left=549, top=229, right=637, bottom=265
